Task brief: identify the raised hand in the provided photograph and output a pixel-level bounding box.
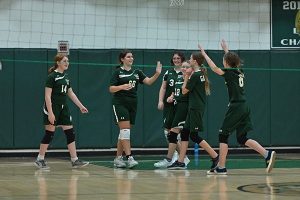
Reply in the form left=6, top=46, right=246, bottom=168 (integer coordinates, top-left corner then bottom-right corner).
left=156, top=61, right=162, bottom=74
left=198, top=44, right=206, bottom=56
left=221, top=39, right=229, bottom=53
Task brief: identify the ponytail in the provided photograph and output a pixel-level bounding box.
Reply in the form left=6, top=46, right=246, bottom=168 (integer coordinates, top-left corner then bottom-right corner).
left=48, top=65, right=58, bottom=73
left=192, top=52, right=211, bottom=96
left=48, top=54, right=66, bottom=74
left=201, top=66, right=210, bottom=96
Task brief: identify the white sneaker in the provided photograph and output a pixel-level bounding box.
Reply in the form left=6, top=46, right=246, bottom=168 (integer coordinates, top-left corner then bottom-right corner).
left=171, top=151, right=179, bottom=163
left=154, top=159, right=172, bottom=168
left=127, top=156, right=138, bottom=169
left=184, top=156, right=190, bottom=166
left=113, top=156, right=126, bottom=168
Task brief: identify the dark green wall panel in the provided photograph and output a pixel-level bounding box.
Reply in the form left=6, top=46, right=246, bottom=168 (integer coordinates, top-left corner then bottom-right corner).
left=14, top=49, right=47, bottom=148
left=270, top=51, right=300, bottom=146
left=0, top=49, right=14, bottom=148
left=240, top=50, right=271, bottom=146
left=0, top=49, right=299, bottom=149
left=206, top=51, right=228, bottom=147
left=142, top=50, right=173, bottom=147
left=78, top=50, right=112, bottom=148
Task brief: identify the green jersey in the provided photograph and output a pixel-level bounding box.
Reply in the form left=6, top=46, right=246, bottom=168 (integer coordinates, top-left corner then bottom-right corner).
left=186, top=70, right=206, bottom=109
left=110, top=67, right=147, bottom=99
left=163, top=68, right=179, bottom=104
left=222, top=69, right=246, bottom=103
left=45, top=70, right=71, bottom=105
left=174, top=71, right=188, bottom=102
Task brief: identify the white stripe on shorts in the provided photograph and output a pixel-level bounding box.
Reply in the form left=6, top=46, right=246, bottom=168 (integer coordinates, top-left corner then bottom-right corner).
left=112, top=105, right=119, bottom=123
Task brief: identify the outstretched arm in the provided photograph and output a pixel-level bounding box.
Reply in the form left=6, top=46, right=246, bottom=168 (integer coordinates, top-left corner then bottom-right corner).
left=198, top=44, right=224, bottom=76
left=143, top=61, right=162, bottom=85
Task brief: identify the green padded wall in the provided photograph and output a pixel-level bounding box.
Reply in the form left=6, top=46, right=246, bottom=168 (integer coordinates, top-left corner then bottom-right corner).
left=239, top=50, right=271, bottom=146
left=270, top=51, right=300, bottom=146
left=13, top=49, right=47, bottom=148
left=0, top=49, right=14, bottom=148
left=0, top=49, right=299, bottom=149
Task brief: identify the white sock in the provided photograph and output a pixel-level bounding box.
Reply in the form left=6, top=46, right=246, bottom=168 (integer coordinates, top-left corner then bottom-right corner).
left=264, top=150, right=269, bottom=159
left=71, top=157, right=78, bottom=162
left=37, top=154, right=44, bottom=160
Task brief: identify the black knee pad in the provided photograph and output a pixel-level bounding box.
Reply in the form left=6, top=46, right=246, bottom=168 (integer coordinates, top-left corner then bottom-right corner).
left=180, top=128, right=190, bottom=141
left=189, top=132, right=203, bottom=144
left=64, top=128, right=75, bottom=144
left=41, top=130, right=55, bottom=144
left=236, top=134, right=248, bottom=145
left=219, top=134, right=229, bottom=144
left=167, top=131, right=178, bottom=144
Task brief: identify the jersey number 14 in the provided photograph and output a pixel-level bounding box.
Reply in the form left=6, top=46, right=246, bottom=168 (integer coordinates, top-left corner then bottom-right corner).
left=61, top=85, right=67, bottom=93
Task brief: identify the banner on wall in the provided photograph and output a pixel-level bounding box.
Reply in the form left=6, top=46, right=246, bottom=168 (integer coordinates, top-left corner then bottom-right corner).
left=271, top=0, right=300, bottom=48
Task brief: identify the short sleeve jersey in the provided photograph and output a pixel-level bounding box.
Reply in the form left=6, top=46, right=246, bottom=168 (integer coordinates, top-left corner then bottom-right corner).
left=163, top=68, right=179, bottom=104
left=174, top=71, right=188, bottom=102
left=45, top=70, right=71, bottom=105
left=222, top=69, right=246, bottom=103
left=186, top=70, right=206, bottom=109
left=110, top=67, right=147, bottom=98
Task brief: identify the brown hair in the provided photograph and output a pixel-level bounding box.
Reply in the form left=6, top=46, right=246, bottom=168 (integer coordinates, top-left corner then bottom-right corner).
left=48, top=54, right=67, bottom=73
left=170, top=51, right=185, bottom=66
left=192, top=52, right=210, bottom=96
left=118, top=49, right=132, bottom=68
left=223, top=52, right=242, bottom=68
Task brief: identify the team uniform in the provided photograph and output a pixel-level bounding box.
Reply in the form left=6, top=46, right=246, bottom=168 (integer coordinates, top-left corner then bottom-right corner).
left=171, top=71, right=189, bottom=129
left=154, top=70, right=190, bottom=169
left=219, top=69, right=253, bottom=136
left=43, top=70, right=72, bottom=126
left=36, top=68, right=89, bottom=170
left=184, top=70, right=207, bottom=132
left=162, top=68, right=179, bottom=129
left=110, top=67, right=146, bottom=125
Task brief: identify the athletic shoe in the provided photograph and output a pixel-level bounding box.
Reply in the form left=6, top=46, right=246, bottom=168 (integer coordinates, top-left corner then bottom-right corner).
left=72, top=159, right=89, bottom=168
left=207, top=166, right=227, bottom=175
left=113, top=156, right=126, bottom=168
left=35, top=159, right=50, bottom=170
left=154, top=159, right=172, bottom=168
left=210, top=155, right=219, bottom=170
left=184, top=156, right=190, bottom=166
left=127, top=156, right=138, bottom=169
left=167, top=161, right=186, bottom=170
left=265, top=151, right=276, bottom=173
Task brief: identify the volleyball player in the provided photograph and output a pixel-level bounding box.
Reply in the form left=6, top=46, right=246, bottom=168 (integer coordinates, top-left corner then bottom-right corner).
left=110, top=50, right=162, bottom=168
left=154, top=61, right=191, bottom=168
left=168, top=52, right=219, bottom=170
left=156, top=52, right=186, bottom=165
left=35, top=54, right=89, bottom=169
left=200, top=40, right=276, bottom=175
